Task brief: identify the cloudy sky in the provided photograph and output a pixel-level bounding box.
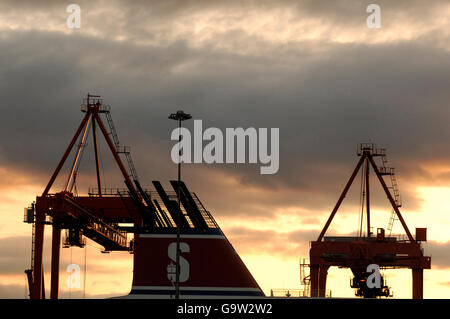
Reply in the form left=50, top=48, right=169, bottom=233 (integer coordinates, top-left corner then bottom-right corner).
left=1, top=0, right=450, bottom=299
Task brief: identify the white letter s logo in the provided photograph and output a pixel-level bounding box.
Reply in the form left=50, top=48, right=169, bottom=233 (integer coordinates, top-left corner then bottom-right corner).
left=168, top=242, right=190, bottom=283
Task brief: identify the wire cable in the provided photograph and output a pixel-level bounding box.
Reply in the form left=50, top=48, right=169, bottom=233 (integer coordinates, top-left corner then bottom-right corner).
left=69, top=120, right=91, bottom=193
left=83, top=245, right=87, bottom=299
left=357, top=164, right=364, bottom=237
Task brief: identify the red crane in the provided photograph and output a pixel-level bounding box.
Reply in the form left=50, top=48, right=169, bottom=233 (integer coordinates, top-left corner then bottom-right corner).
left=309, top=143, right=431, bottom=298
left=24, top=94, right=153, bottom=299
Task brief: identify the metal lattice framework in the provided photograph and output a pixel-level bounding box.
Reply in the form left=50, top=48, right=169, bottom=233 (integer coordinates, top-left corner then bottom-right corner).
left=309, top=144, right=431, bottom=299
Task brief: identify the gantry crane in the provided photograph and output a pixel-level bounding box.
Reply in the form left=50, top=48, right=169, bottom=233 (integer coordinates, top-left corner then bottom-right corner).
left=24, top=94, right=160, bottom=299
left=309, top=143, right=431, bottom=299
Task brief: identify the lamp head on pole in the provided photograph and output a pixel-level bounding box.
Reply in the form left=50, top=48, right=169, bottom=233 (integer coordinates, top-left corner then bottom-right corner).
left=169, top=110, right=192, bottom=122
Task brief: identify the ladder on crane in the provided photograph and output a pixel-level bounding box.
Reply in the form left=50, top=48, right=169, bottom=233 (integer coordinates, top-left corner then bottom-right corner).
left=299, top=258, right=311, bottom=296
left=378, top=152, right=402, bottom=234
left=24, top=222, right=35, bottom=298
left=105, top=111, right=139, bottom=181
left=387, top=209, right=399, bottom=236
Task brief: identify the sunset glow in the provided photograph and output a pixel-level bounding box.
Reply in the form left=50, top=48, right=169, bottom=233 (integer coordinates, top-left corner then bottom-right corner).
left=1, top=0, right=449, bottom=300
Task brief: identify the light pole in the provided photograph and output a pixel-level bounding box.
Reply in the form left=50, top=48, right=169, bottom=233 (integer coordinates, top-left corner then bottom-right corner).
left=168, top=110, right=192, bottom=299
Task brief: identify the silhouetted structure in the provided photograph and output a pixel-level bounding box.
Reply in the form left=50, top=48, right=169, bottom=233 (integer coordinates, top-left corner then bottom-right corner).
left=309, top=143, right=430, bottom=299
left=24, top=94, right=263, bottom=299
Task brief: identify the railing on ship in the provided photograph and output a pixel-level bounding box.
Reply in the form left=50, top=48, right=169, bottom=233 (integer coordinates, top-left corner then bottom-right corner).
left=87, top=187, right=219, bottom=230
left=270, top=288, right=332, bottom=298
left=192, top=192, right=220, bottom=229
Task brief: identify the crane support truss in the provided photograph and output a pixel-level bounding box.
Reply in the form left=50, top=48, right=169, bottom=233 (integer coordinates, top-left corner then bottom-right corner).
left=310, top=143, right=431, bottom=299
left=31, top=94, right=146, bottom=299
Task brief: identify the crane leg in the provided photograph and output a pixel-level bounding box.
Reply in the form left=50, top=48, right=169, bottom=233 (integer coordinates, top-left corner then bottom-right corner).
left=32, top=219, right=45, bottom=299
left=50, top=227, right=61, bottom=299
left=310, top=265, right=319, bottom=297
left=318, top=266, right=329, bottom=297
left=412, top=268, right=423, bottom=299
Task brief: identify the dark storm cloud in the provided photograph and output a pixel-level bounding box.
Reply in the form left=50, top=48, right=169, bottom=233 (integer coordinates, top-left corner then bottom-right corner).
left=0, top=1, right=449, bottom=220
left=5, top=0, right=446, bottom=26
left=2, top=0, right=449, bottom=46
left=287, top=0, right=449, bottom=27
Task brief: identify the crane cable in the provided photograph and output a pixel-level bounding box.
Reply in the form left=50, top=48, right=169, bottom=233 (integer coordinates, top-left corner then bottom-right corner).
left=360, top=161, right=367, bottom=238
left=69, top=120, right=92, bottom=193
left=83, top=244, right=87, bottom=299
left=357, top=165, right=365, bottom=238
left=98, top=119, right=106, bottom=194
left=69, top=247, right=72, bottom=299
